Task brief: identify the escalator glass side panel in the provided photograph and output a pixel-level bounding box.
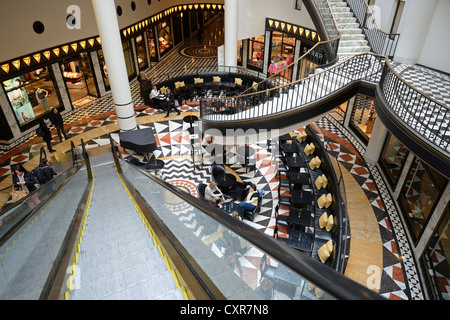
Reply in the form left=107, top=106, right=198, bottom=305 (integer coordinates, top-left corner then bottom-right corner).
left=0, top=168, right=88, bottom=300
left=119, top=159, right=337, bottom=300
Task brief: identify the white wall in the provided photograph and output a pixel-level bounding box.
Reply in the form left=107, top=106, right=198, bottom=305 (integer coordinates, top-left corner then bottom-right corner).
left=418, top=0, right=450, bottom=73
left=236, top=0, right=315, bottom=40
left=0, top=0, right=221, bottom=63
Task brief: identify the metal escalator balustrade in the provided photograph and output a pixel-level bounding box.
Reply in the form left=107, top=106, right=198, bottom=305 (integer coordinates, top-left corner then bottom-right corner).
left=117, top=149, right=382, bottom=300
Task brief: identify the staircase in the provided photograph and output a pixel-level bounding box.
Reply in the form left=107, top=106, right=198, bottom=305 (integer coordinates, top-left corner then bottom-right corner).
left=328, top=0, right=371, bottom=55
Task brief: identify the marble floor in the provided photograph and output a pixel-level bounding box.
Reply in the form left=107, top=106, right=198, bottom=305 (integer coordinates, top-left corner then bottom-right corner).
left=2, top=13, right=450, bottom=300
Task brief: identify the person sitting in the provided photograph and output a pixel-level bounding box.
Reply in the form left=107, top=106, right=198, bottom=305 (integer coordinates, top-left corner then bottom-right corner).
left=150, top=85, right=162, bottom=109
left=164, top=88, right=181, bottom=117
left=205, top=181, right=225, bottom=208
left=237, top=183, right=259, bottom=220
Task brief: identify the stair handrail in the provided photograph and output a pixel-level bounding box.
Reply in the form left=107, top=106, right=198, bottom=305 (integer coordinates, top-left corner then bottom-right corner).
left=345, top=0, right=400, bottom=57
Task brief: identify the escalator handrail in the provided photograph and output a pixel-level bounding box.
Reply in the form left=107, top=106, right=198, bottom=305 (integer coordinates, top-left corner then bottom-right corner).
left=0, top=143, right=85, bottom=246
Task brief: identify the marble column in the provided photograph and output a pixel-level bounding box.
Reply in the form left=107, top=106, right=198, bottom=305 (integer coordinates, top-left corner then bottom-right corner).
left=364, top=116, right=388, bottom=164
left=393, top=0, right=438, bottom=65
left=91, top=0, right=136, bottom=131
left=224, top=0, right=238, bottom=68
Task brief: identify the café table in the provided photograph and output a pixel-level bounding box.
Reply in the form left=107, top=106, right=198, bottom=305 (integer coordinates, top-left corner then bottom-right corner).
left=287, top=228, right=313, bottom=253
left=215, top=173, right=237, bottom=193
left=273, top=262, right=304, bottom=299
left=286, top=156, right=306, bottom=170
left=287, top=207, right=313, bottom=228
left=236, top=146, right=255, bottom=173
left=183, top=115, right=199, bottom=128
left=289, top=171, right=309, bottom=185
left=281, top=143, right=299, bottom=155
left=291, top=186, right=313, bottom=206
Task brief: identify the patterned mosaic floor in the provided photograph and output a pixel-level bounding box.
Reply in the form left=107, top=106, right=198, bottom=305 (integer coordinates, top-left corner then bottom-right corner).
left=3, top=12, right=450, bottom=300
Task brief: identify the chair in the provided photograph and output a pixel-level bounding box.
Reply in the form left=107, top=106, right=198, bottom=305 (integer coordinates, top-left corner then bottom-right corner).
left=278, top=171, right=291, bottom=190
left=210, top=164, right=226, bottom=182
left=228, top=181, right=247, bottom=201
left=197, top=183, right=208, bottom=202
left=278, top=185, right=291, bottom=207
left=259, top=253, right=277, bottom=283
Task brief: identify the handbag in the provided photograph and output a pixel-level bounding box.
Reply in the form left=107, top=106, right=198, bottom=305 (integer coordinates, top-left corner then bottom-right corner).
left=11, top=186, right=28, bottom=203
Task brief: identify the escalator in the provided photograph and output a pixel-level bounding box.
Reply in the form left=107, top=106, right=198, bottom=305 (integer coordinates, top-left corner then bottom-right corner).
left=0, top=140, right=383, bottom=300
left=61, top=147, right=184, bottom=300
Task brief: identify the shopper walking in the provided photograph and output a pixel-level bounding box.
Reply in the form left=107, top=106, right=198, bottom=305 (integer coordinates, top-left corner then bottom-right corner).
left=48, top=107, right=68, bottom=142
left=39, top=118, right=56, bottom=153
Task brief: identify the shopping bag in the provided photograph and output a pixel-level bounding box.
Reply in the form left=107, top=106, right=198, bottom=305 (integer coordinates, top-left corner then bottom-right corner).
left=11, top=187, right=28, bottom=203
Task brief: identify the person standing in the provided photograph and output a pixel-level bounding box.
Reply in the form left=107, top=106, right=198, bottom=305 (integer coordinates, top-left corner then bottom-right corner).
left=39, top=118, right=56, bottom=153
left=164, top=88, right=181, bottom=117
left=197, top=23, right=203, bottom=43
left=39, top=158, right=57, bottom=183
left=48, top=107, right=68, bottom=142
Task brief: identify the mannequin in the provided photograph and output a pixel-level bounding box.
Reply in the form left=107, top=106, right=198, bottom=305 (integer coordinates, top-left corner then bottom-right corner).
left=36, top=88, right=50, bottom=112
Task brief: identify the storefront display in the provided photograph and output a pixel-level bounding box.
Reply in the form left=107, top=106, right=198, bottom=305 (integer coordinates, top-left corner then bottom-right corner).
left=60, top=52, right=98, bottom=107
left=157, top=20, right=173, bottom=56
left=349, top=94, right=376, bottom=143
left=379, top=133, right=409, bottom=188
left=123, top=40, right=136, bottom=79
left=424, top=209, right=449, bottom=300
left=97, top=49, right=110, bottom=90
left=146, top=28, right=157, bottom=61
left=399, top=158, right=447, bottom=241
left=3, top=68, right=61, bottom=126
left=237, top=40, right=243, bottom=66
left=135, top=34, right=148, bottom=70
left=269, top=31, right=295, bottom=79
left=247, top=36, right=265, bottom=71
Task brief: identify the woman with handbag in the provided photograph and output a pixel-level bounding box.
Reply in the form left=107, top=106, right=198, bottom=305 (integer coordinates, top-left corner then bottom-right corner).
left=12, top=164, right=40, bottom=208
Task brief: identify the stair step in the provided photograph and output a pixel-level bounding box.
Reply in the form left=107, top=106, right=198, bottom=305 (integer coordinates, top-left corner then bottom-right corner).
left=340, top=33, right=366, bottom=41
left=338, top=45, right=371, bottom=54
left=339, top=39, right=368, bottom=47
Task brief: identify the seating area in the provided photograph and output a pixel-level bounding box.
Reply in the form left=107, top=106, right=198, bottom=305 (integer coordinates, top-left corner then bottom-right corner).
left=273, top=125, right=347, bottom=272
left=197, top=162, right=265, bottom=222
left=148, top=72, right=270, bottom=107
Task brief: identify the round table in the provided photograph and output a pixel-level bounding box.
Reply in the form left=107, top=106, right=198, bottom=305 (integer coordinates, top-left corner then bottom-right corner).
left=144, top=159, right=165, bottom=170
left=183, top=115, right=199, bottom=128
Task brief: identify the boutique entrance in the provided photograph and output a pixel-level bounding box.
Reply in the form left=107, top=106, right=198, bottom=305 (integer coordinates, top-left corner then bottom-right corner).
left=60, top=53, right=99, bottom=108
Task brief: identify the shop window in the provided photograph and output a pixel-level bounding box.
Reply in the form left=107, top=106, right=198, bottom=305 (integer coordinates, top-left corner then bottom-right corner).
left=424, top=208, right=450, bottom=300
left=247, top=36, right=265, bottom=71
left=297, top=42, right=325, bottom=80
left=379, top=133, right=409, bottom=188
left=123, top=40, right=136, bottom=79
left=237, top=40, right=243, bottom=66
left=135, top=34, right=149, bottom=70
left=3, top=68, right=62, bottom=126
left=399, top=158, right=447, bottom=241
left=146, top=28, right=157, bottom=61
left=157, top=20, right=173, bottom=56
left=60, top=52, right=99, bottom=107
left=349, top=94, right=376, bottom=143
left=269, top=32, right=295, bottom=79
left=97, top=49, right=110, bottom=91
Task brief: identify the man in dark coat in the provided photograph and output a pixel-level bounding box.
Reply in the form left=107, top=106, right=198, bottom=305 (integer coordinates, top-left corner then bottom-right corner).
left=39, top=118, right=56, bottom=153
left=164, top=88, right=181, bottom=117
left=49, top=107, right=68, bottom=142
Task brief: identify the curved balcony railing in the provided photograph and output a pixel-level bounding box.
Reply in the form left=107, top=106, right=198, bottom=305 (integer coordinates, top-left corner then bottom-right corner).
left=379, top=60, right=450, bottom=155
left=346, top=0, right=400, bottom=57
left=200, top=53, right=386, bottom=122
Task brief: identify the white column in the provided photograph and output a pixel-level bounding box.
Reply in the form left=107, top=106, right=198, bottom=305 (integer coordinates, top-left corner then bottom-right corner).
left=224, top=0, right=238, bottom=67
left=393, top=0, right=438, bottom=65
left=365, top=116, right=388, bottom=164
left=91, top=0, right=136, bottom=132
